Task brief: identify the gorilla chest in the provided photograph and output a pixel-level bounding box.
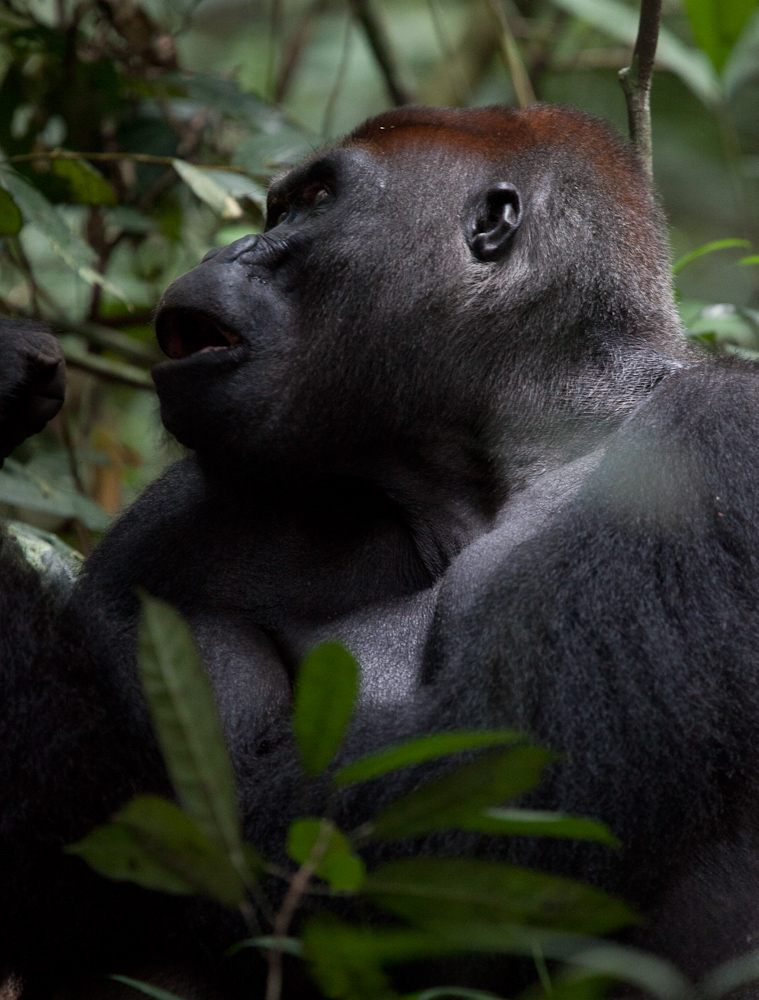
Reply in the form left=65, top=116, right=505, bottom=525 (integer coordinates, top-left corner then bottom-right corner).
left=180, top=495, right=442, bottom=731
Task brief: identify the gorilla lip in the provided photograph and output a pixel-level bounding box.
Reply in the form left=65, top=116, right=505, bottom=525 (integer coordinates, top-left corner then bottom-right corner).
left=155, top=308, right=241, bottom=362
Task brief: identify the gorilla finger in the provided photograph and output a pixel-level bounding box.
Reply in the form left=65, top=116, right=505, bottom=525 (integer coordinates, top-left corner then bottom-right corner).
left=26, top=351, right=66, bottom=402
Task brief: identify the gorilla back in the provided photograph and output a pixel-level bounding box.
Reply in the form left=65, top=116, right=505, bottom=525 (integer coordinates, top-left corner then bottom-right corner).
left=3, top=104, right=759, bottom=995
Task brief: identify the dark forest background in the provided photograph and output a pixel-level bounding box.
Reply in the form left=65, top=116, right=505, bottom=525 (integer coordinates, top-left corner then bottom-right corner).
left=0, top=0, right=758, bottom=549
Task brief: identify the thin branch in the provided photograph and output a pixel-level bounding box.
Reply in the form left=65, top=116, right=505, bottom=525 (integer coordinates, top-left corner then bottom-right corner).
left=348, top=0, right=412, bottom=106
left=5, top=150, right=250, bottom=174
left=618, top=0, right=662, bottom=182
left=322, top=12, right=353, bottom=139
left=60, top=340, right=155, bottom=389
left=487, top=0, right=536, bottom=108
left=426, top=0, right=468, bottom=106
left=275, top=0, right=323, bottom=105
left=265, top=820, right=333, bottom=1000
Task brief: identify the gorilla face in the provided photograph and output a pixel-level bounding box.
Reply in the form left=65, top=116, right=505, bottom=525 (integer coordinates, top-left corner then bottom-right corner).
left=153, top=106, right=669, bottom=474
left=154, top=146, right=490, bottom=467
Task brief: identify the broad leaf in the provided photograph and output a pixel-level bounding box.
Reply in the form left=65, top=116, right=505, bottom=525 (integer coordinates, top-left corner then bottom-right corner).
left=0, top=188, right=22, bottom=236
left=550, top=0, right=721, bottom=107
left=0, top=466, right=111, bottom=531
left=51, top=158, right=117, bottom=206
left=293, top=642, right=358, bottom=777
left=287, top=817, right=365, bottom=891
left=334, top=730, right=523, bottom=787
left=414, top=991, right=507, bottom=999
left=111, top=976, right=187, bottom=1000
left=173, top=159, right=243, bottom=219
left=66, top=795, right=249, bottom=907
left=462, top=808, right=620, bottom=847
left=684, top=0, right=758, bottom=73
left=0, top=163, right=127, bottom=300
left=203, top=169, right=266, bottom=211
left=302, top=914, right=455, bottom=1000
left=672, top=239, right=751, bottom=274
left=137, top=593, right=252, bottom=885
left=369, top=746, right=554, bottom=841
left=365, top=858, right=637, bottom=936
left=229, top=936, right=304, bottom=957
left=568, top=944, right=692, bottom=1000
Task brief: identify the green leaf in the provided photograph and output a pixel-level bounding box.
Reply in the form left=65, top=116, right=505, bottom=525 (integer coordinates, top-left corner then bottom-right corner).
left=228, top=936, right=304, bottom=957
left=369, top=746, right=554, bottom=841
left=137, top=593, right=253, bottom=885
left=66, top=795, right=249, bottom=907
left=302, top=915, right=455, bottom=1000
left=739, top=255, right=759, bottom=266
left=287, top=818, right=366, bottom=891
left=700, top=948, right=759, bottom=999
left=50, top=158, right=117, bottom=206
left=413, top=991, right=507, bottom=999
left=0, top=188, right=22, bottom=236
left=517, top=973, right=614, bottom=1000
left=293, top=641, right=359, bottom=777
left=672, top=239, right=751, bottom=274
left=683, top=0, right=758, bottom=73
left=202, top=169, right=267, bottom=211
left=365, top=858, right=638, bottom=936
left=462, top=808, right=620, bottom=847
left=0, top=467, right=111, bottom=531
left=567, top=945, right=692, bottom=1000
left=172, top=159, right=243, bottom=219
left=550, top=0, right=721, bottom=107
left=334, top=730, right=523, bottom=787
left=0, top=163, right=128, bottom=301
left=110, top=976, right=187, bottom=1000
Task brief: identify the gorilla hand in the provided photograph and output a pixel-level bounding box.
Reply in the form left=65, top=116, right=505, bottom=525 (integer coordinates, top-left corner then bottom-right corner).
left=0, top=318, right=65, bottom=464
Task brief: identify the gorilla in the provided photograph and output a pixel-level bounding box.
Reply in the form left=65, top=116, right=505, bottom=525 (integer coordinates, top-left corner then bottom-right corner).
left=3, top=103, right=759, bottom=997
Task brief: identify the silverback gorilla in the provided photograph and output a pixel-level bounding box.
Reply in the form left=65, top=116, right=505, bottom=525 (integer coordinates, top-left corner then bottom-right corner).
left=3, top=104, right=759, bottom=998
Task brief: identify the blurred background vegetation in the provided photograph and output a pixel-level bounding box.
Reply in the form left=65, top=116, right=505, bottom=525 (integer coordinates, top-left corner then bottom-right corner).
left=0, top=0, right=758, bottom=552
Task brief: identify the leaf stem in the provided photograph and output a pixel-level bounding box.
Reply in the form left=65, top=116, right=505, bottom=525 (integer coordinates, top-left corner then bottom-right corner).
left=265, top=820, right=333, bottom=1000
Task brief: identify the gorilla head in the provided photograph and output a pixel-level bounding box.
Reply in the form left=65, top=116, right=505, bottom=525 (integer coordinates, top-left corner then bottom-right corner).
left=154, top=106, right=684, bottom=489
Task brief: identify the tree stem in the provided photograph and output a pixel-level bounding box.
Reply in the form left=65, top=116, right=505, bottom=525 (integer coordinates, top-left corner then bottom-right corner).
left=618, top=0, right=662, bottom=182
left=348, top=0, right=412, bottom=106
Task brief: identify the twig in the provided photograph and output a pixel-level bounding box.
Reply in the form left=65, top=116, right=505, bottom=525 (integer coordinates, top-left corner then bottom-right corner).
left=426, top=0, right=468, bottom=106
left=5, top=151, right=250, bottom=174
left=348, top=0, right=412, bottom=106
left=59, top=341, right=155, bottom=389
left=322, top=12, right=353, bottom=139
left=57, top=320, right=160, bottom=365
left=618, top=0, right=662, bottom=182
left=59, top=415, right=93, bottom=557
left=275, top=0, right=323, bottom=104
left=487, top=0, right=536, bottom=108
left=265, top=820, right=333, bottom=1000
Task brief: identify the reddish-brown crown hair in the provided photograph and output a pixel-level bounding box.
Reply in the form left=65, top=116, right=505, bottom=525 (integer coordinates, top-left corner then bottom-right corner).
left=345, top=104, right=648, bottom=203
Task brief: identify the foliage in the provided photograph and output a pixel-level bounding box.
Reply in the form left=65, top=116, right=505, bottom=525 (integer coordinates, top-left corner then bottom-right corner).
left=64, top=596, right=759, bottom=999
left=0, top=0, right=757, bottom=548
left=70, top=595, right=636, bottom=999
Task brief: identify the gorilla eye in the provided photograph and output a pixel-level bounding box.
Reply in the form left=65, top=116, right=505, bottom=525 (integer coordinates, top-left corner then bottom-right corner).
left=301, top=183, right=332, bottom=208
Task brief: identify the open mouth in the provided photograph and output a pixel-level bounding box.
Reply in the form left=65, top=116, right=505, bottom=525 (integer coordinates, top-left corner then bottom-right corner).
left=156, top=308, right=242, bottom=361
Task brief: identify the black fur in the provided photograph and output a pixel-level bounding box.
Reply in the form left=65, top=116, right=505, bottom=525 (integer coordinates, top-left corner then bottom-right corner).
left=2, top=105, right=759, bottom=995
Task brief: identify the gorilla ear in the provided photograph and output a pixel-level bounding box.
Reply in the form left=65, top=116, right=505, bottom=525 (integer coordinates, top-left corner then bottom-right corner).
left=465, top=182, right=522, bottom=262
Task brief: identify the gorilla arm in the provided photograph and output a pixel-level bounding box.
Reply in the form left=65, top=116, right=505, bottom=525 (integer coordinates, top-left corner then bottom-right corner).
left=422, top=360, right=759, bottom=975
